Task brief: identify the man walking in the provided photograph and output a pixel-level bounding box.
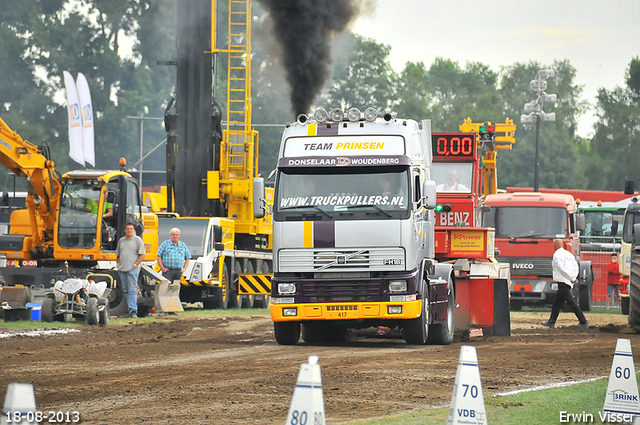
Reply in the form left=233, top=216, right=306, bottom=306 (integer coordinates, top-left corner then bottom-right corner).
left=541, top=239, right=589, bottom=328
left=115, top=222, right=145, bottom=318
left=157, top=227, right=191, bottom=284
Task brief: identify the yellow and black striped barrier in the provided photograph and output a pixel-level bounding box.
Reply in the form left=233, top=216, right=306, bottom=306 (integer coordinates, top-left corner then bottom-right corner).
left=238, top=274, right=272, bottom=295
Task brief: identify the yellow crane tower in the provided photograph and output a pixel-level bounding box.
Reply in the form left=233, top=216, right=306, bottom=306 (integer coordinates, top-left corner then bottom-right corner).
left=459, top=118, right=517, bottom=196
left=208, top=0, right=268, bottom=237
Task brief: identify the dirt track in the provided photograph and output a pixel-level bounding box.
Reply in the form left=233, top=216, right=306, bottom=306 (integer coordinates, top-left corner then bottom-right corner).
left=0, top=310, right=636, bottom=424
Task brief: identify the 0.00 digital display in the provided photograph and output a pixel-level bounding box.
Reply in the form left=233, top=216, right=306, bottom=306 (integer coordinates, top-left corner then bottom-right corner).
left=431, top=133, right=475, bottom=159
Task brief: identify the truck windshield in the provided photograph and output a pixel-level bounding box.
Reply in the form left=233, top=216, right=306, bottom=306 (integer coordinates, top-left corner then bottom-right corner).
left=275, top=166, right=409, bottom=221
left=158, top=218, right=208, bottom=257
left=622, top=210, right=640, bottom=244
left=433, top=163, right=472, bottom=193
left=58, top=182, right=101, bottom=249
left=582, top=210, right=624, bottom=241
left=483, top=206, right=568, bottom=238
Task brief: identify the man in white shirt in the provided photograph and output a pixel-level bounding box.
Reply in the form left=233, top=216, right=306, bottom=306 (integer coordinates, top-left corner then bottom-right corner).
left=436, top=169, right=469, bottom=192
left=541, top=239, right=588, bottom=328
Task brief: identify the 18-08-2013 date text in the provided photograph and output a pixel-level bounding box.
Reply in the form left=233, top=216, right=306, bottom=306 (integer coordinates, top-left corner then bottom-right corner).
left=4, top=411, right=80, bottom=423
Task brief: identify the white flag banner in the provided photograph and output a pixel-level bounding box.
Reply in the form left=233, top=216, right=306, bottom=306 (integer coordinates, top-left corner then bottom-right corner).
left=63, top=71, right=84, bottom=166
left=75, top=72, right=95, bottom=167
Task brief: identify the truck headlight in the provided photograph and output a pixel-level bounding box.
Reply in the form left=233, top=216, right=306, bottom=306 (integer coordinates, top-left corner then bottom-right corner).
left=388, top=280, right=407, bottom=293
left=282, top=308, right=298, bottom=317
left=278, top=283, right=296, bottom=295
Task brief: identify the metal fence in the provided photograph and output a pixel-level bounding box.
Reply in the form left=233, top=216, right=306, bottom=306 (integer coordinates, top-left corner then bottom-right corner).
left=580, top=238, right=620, bottom=307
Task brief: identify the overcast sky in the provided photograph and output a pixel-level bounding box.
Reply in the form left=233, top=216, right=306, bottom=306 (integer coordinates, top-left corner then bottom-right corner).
left=351, top=0, right=640, bottom=137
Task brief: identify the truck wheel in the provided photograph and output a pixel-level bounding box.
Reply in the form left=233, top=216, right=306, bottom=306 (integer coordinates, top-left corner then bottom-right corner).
left=428, top=277, right=455, bottom=345
left=579, top=285, right=592, bottom=312
left=99, top=301, right=110, bottom=325
left=41, top=297, right=54, bottom=323
left=404, top=280, right=429, bottom=345
left=622, top=296, right=630, bottom=315
left=220, top=264, right=230, bottom=309
left=578, top=265, right=593, bottom=312
left=274, top=321, right=300, bottom=345
left=86, top=298, right=99, bottom=325
left=628, top=250, right=640, bottom=327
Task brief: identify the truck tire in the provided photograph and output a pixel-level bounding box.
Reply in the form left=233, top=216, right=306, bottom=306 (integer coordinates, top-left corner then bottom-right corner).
left=274, top=321, right=300, bottom=345
left=301, top=322, right=327, bottom=344
left=404, top=280, right=429, bottom=345
left=579, top=285, right=592, bottom=312
left=578, top=263, right=593, bottom=312
left=41, top=297, right=54, bottom=323
left=86, top=297, right=99, bottom=326
left=628, top=250, right=640, bottom=327
left=428, top=276, right=455, bottom=345
left=203, top=264, right=229, bottom=310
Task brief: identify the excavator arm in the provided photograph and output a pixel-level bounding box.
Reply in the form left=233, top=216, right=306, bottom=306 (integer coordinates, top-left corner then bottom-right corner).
left=0, top=117, right=62, bottom=253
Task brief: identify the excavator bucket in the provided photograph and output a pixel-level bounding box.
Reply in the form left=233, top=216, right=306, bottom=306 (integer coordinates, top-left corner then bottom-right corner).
left=139, top=265, right=183, bottom=313
left=155, top=280, right=183, bottom=313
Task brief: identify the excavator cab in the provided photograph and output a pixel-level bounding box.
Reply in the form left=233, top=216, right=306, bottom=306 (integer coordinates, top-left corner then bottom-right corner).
left=54, top=170, right=147, bottom=260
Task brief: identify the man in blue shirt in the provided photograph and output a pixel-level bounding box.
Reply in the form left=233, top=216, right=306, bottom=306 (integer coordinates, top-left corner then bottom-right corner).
left=157, top=227, right=191, bottom=284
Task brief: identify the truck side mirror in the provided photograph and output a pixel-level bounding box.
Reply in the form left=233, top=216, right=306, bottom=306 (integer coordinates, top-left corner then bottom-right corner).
left=576, top=212, right=586, bottom=232
left=422, top=180, right=437, bottom=210
left=253, top=177, right=265, bottom=219
left=213, top=225, right=225, bottom=251
left=625, top=179, right=636, bottom=195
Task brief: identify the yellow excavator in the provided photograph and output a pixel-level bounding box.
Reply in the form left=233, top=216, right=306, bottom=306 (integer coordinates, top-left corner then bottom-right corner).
left=0, top=116, right=162, bottom=317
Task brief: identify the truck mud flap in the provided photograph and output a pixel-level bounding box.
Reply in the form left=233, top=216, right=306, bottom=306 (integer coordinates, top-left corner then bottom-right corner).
left=139, top=265, right=183, bottom=313
left=238, top=274, right=272, bottom=295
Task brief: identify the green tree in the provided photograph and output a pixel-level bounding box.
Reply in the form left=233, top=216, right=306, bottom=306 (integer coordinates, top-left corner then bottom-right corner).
left=0, top=0, right=175, bottom=189
left=497, top=60, right=588, bottom=190
left=590, top=58, right=640, bottom=190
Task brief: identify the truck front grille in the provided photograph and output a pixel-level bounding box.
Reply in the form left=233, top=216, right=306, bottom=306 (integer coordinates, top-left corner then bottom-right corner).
left=498, top=256, right=552, bottom=277
left=300, top=279, right=382, bottom=302
left=279, top=248, right=405, bottom=272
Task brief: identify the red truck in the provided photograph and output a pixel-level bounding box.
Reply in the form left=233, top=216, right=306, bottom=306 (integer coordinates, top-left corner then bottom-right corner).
left=432, top=132, right=510, bottom=336
left=482, top=192, right=593, bottom=311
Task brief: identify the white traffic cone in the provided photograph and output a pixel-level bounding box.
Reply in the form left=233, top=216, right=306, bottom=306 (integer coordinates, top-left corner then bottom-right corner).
left=447, top=345, right=488, bottom=425
left=285, top=354, right=326, bottom=425
left=602, top=338, right=640, bottom=424
left=1, top=383, right=38, bottom=425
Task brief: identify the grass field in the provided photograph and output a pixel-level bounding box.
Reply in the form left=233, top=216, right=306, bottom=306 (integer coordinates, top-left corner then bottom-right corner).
left=347, top=373, right=638, bottom=424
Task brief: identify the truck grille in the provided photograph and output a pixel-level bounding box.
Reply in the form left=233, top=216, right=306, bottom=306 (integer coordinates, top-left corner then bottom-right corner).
left=498, top=256, right=552, bottom=277
left=300, top=279, right=382, bottom=302
left=278, top=248, right=405, bottom=272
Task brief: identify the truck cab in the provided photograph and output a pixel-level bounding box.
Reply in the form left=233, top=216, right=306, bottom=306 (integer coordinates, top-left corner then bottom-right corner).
left=265, top=108, right=454, bottom=346
left=482, top=192, right=592, bottom=310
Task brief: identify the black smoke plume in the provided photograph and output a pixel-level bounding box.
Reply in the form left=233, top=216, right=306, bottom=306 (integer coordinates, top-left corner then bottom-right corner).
left=257, top=0, right=360, bottom=116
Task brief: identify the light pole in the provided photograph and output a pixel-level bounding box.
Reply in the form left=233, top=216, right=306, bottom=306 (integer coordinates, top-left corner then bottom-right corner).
left=521, top=70, right=557, bottom=191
